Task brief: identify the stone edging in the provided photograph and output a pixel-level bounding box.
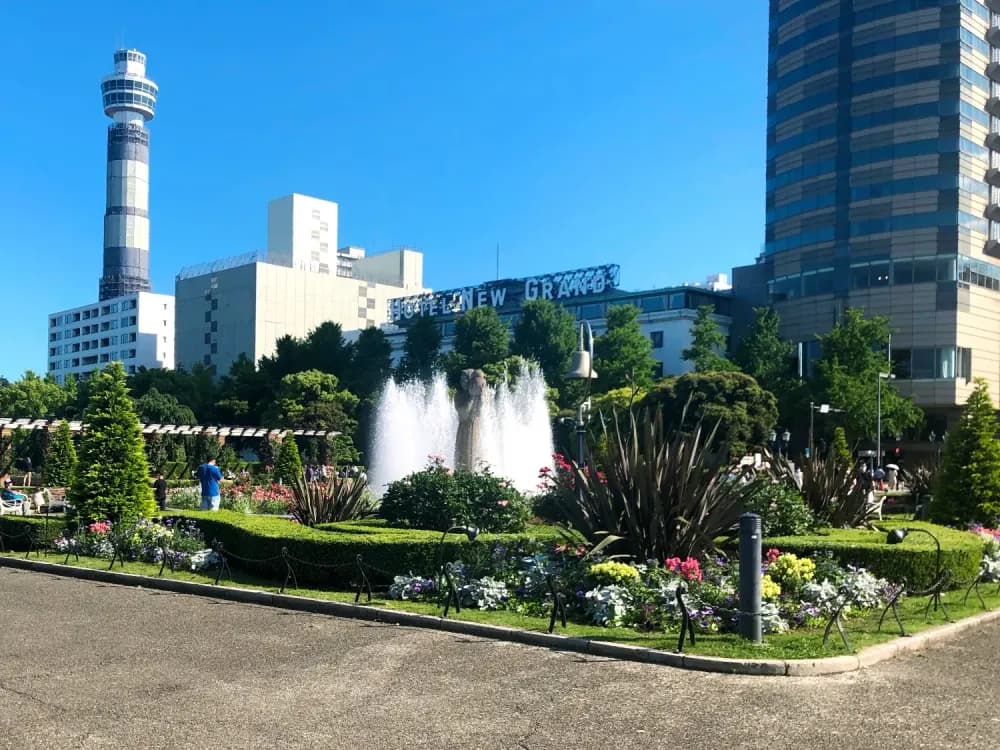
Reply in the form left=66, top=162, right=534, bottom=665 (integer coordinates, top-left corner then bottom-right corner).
left=3, top=555, right=997, bottom=676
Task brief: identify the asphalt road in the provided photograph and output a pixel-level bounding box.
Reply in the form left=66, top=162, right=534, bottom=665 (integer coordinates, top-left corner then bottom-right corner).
left=1, top=567, right=998, bottom=750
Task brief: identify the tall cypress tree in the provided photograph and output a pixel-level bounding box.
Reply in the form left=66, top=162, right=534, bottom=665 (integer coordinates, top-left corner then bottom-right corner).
left=932, top=378, right=1000, bottom=524
left=69, top=363, right=154, bottom=522
left=43, top=419, right=77, bottom=487
left=276, top=430, right=304, bottom=484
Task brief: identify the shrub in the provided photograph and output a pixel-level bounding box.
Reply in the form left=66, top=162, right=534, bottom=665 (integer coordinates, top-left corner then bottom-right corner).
left=69, top=363, right=155, bottom=522
left=380, top=459, right=530, bottom=533
left=764, top=522, right=984, bottom=590
left=159, top=510, right=563, bottom=586
left=742, top=481, right=814, bottom=536
left=767, top=450, right=872, bottom=528
left=561, top=405, right=760, bottom=561
left=290, top=472, right=376, bottom=526
left=167, top=487, right=201, bottom=510
left=43, top=420, right=77, bottom=487
left=275, top=432, right=303, bottom=485
left=0, top=516, right=67, bottom=551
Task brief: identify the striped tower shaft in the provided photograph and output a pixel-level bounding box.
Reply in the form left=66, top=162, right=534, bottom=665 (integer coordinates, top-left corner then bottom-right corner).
left=99, top=49, right=157, bottom=301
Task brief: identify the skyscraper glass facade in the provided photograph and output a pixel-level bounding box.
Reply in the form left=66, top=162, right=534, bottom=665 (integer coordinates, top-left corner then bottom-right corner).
left=734, top=0, right=1000, bottom=417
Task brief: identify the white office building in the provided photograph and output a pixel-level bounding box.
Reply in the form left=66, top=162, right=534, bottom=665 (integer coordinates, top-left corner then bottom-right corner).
left=174, top=194, right=427, bottom=374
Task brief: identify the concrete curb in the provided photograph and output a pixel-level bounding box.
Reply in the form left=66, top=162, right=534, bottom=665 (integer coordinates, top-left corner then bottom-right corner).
left=4, top=554, right=999, bottom=677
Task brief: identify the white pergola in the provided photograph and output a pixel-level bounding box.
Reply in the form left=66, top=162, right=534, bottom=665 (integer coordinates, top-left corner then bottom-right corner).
left=0, top=417, right=339, bottom=438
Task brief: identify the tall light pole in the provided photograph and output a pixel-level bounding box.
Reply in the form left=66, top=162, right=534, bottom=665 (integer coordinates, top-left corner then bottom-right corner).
left=876, top=372, right=895, bottom=469
left=566, top=321, right=598, bottom=506
left=809, top=402, right=844, bottom=458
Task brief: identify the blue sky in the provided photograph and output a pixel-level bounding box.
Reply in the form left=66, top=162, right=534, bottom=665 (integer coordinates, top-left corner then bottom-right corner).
left=0, top=1, right=768, bottom=381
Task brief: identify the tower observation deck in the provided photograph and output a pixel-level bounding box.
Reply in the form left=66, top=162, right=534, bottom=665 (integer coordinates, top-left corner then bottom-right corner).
left=98, top=49, right=158, bottom=300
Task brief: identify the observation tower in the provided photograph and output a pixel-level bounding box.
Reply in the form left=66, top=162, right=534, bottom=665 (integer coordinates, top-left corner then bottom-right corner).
left=98, top=49, right=158, bottom=300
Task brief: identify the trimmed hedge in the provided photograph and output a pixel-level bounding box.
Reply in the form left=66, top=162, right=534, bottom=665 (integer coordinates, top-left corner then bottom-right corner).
left=0, top=516, right=68, bottom=552
left=161, top=510, right=568, bottom=586
left=765, top=521, right=985, bottom=590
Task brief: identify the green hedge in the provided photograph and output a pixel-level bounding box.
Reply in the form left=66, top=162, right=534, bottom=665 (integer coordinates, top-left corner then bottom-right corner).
left=161, top=510, right=568, bottom=586
left=765, top=521, right=985, bottom=590
left=0, top=516, right=68, bottom=552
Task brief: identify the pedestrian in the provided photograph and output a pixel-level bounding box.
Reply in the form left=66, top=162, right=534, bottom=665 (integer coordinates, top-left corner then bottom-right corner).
left=153, top=471, right=168, bottom=511
left=196, top=457, right=223, bottom=511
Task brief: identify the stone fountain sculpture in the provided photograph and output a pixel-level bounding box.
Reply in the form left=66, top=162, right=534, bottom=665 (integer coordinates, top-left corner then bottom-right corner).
left=454, top=368, right=487, bottom=471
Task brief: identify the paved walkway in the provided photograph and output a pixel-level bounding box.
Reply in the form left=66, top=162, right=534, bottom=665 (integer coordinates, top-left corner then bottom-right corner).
left=1, top=567, right=997, bottom=749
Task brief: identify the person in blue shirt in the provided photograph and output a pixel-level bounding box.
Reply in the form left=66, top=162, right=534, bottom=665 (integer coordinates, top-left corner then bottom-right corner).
left=196, top=458, right=223, bottom=511
left=1, top=478, right=26, bottom=505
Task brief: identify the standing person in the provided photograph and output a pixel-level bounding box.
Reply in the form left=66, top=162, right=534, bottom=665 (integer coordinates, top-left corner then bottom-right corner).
left=197, top=458, right=223, bottom=511
left=153, top=471, right=168, bottom=511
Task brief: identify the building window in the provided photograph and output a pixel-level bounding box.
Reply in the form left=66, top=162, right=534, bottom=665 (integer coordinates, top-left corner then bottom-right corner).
left=203, top=355, right=212, bottom=366
left=204, top=333, right=211, bottom=344
left=650, top=331, right=664, bottom=349
left=639, top=295, right=666, bottom=313
left=652, top=361, right=664, bottom=379
left=210, top=343, right=218, bottom=354
left=211, top=299, right=218, bottom=310
left=668, top=292, right=688, bottom=309
left=204, top=311, right=212, bottom=323
left=210, top=321, right=218, bottom=332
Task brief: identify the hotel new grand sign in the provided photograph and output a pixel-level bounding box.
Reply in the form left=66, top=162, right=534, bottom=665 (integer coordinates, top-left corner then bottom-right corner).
left=388, top=263, right=620, bottom=322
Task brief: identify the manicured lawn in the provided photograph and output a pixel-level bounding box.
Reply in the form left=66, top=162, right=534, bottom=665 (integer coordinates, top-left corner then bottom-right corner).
left=7, top=550, right=998, bottom=661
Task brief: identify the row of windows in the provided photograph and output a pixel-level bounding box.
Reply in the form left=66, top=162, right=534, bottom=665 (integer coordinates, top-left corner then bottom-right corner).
left=114, top=50, right=145, bottom=63
left=49, top=350, right=137, bottom=371
left=768, top=253, right=1000, bottom=300
left=50, top=300, right=137, bottom=327
left=770, top=2, right=971, bottom=62
left=766, top=206, right=989, bottom=254
left=769, top=25, right=986, bottom=97
left=891, top=346, right=973, bottom=381
left=100, top=78, right=158, bottom=95
left=102, top=92, right=155, bottom=110
left=770, top=63, right=984, bottom=128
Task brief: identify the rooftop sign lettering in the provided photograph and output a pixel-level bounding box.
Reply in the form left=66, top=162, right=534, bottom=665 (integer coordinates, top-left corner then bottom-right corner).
left=388, top=264, right=620, bottom=322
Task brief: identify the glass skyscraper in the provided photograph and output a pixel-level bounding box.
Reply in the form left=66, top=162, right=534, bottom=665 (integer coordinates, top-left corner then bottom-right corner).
left=735, top=0, right=1000, bottom=420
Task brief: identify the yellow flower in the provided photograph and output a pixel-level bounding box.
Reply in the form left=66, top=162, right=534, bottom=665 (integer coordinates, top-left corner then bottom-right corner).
left=761, top=574, right=781, bottom=601
left=589, top=561, right=640, bottom=586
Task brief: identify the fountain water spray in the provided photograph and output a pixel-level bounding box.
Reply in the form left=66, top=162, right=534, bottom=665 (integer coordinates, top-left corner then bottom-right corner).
left=368, top=368, right=554, bottom=495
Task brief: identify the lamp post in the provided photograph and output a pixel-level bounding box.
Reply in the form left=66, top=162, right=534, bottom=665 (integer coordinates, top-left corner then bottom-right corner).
left=808, top=402, right=844, bottom=459
left=876, top=372, right=895, bottom=469
left=436, top=525, right=479, bottom=615
left=565, top=320, right=598, bottom=506
left=781, top=428, right=791, bottom=459
left=886, top=527, right=944, bottom=612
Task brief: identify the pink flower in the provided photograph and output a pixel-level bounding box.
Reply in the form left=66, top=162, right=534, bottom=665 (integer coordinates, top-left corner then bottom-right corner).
left=497, top=500, right=509, bottom=507
left=766, top=548, right=781, bottom=564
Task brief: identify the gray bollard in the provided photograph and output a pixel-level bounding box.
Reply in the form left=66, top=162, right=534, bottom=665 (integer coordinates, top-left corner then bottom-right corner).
left=738, top=512, right=762, bottom=643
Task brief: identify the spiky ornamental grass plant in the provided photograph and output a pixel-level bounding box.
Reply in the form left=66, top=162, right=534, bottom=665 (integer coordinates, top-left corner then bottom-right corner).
left=561, top=405, right=757, bottom=561
left=43, top=419, right=77, bottom=487
left=69, top=363, right=154, bottom=523
left=290, top=470, right=376, bottom=526
left=766, top=449, right=872, bottom=528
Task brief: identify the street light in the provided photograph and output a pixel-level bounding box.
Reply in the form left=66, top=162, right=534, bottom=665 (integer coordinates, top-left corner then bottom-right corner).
left=886, top=527, right=945, bottom=613
left=808, top=402, right=844, bottom=458
left=566, top=320, right=598, bottom=506
left=436, top=525, right=479, bottom=616
left=876, top=372, right=895, bottom=469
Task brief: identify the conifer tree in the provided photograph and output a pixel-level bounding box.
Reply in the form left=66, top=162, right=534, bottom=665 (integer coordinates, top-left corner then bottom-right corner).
left=276, top=430, right=304, bottom=484
left=43, top=419, right=77, bottom=487
left=69, top=363, right=154, bottom=522
left=831, top=426, right=851, bottom=469
left=932, top=378, right=1000, bottom=524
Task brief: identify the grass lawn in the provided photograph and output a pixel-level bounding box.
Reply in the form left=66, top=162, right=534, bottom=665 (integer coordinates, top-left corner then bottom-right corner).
left=6, top=549, right=998, bottom=661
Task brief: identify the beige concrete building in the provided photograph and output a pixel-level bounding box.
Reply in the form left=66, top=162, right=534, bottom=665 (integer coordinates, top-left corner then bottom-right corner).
left=174, top=194, right=425, bottom=374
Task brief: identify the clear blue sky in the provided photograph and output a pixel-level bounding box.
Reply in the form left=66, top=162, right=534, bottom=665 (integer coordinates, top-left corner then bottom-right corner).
left=0, top=1, right=768, bottom=381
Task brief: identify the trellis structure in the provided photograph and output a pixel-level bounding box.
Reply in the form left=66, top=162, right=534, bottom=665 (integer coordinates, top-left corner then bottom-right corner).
left=0, top=417, right=339, bottom=438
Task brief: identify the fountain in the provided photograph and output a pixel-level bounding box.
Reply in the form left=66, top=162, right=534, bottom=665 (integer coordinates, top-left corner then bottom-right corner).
left=368, top=367, right=554, bottom=495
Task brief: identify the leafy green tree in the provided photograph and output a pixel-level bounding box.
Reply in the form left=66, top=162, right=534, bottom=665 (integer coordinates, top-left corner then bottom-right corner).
left=397, top=315, right=442, bottom=381
left=512, top=299, right=578, bottom=391
left=129, top=365, right=218, bottom=422
left=831, top=426, right=852, bottom=468
left=134, top=388, right=196, bottom=424
left=69, top=363, right=154, bottom=522
left=346, top=327, right=392, bottom=399
left=812, top=308, right=922, bottom=442
left=43, top=420, right=77, bottom=487
left=304, top=321, right=353, bottom=380
left=594, top=304, right=656, bottom=392
left=733, top=307, right=794, bottom=393
left=451, top=306, right=510, bottom=372
left=216, top=353, right=269, bottom=424
left=0, top=371, right=68, bottom=418
left=275, top=430, right=304, bottom=484
left=643, top=371, right=778, bottom=456
left=682, top=305, right=737, bottom=373
left=262, top=370, right=360, bottom=463
left=932, top=379, right=1000, bottom=524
